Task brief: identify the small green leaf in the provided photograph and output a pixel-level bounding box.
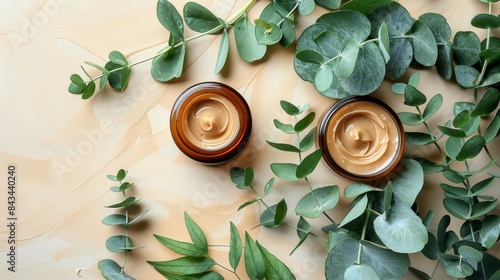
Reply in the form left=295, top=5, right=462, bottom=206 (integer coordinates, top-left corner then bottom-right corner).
left=458, top=246, right=483, bottom=266
left=472, top=177, right=496, bottom=196
left=102, top=214, right=127, bottom=226
left=404, top=132, right=435, bottom=146
left=383, top=182, right=393, bottom=214
left=391, top=83, right=406, bottom=94
left=344, top=182, right=380, bottom=198
left=471, top=200, right=498, bottom=219
left=290, top=216, right=312, bottom=255
left=68, top=74, right=86, bottom=94
left=294, top=49, right=324, bottom=65
left=344, top=263, right=380, bottom=280
left=244, top=232, right=265, bottom=280
left=105, top=197, right=140, bottom=208
left=315, top=66, right=334, bottom=92
left=455, top=65, right=480, bottom=88
left=153, top=234, right=207, bottom=257
left=273, top=119, right=295, bottom=134
left=299, top=127, right=317, bottom=152
left=238, top=199, right=258, bottom=211
left=82, top=81, right=96, bottom=100
left=296, top=149, right=322, bottom=178
left=280, top=100, right=300, bottom=116
left=455, top=135, right=485, bottom=161
left=480, top=215, right=500, bottom=249
left=183, top=2, right=222, bottom=33
left=235, top=15, right=266, bottom=62
left=244, top=167, right=254, bottom=187
left=484, top=115, right=500, bottom=143
left=119, top=182, right=133, bottom=192
left=437, top=125, right=467, bottom=138
left=270, top=163, right=299, bottom=181
left=378, top=21, right=390, bottom=63
left=106, top=235, right=132, bottom=253
left=148, top=256, right=215, bottom=275
left=263, top=177, right=275, bottom=197
left=151, top=43, right=186, bottom=82
left=471, top=13, right=500, bottom=29
left=98, top=259, right=135, bottom=280
left=444, top=136, right=464, bottom=160
left=157, top=0, right=184, bottom=39
left=398, top=112, right=423, bottom=126
left=116, top=169, right=127, bottom=181
left=332, top=37, right=360, bottom=79
left=416, top=158, right=443, bottom=174
left=442, top=168, right=466, bottom=183
left=374, top=204, right=428, bottom=253
left=295, top=185, right=339, bottom=219
left=129, top=209, right=149, bottom=225
left=214, top=29, right=229, bottom=74
left=443, top=198, right=470, bottom=220
left=339, top=194, right=368, bottom=228
left=452, top=110, right=470, bottom=128
left=445, top=260, right=473, bottom=278
left=255, top=20, right=282, bottom=45
left=404, top=85, right=427, bottom=106
left=419, top=13, right=451, bottom=43
left=266, top=141, right=300, bottom=153
left=410, top=20, right=438, bottom=66
left=470, top=88, right=500, bottom=117
left=453, top=31, right=480, bottom=66
left=294, top=112, right=316, bottom=133
left=231, top=167, right=247, bottom=189
left=440, top=183, right=468, bottom=197
left=256, top=241, right=296, bottom=280
left=436, top=41, right=453, bottom=80
left=184, top=212, right=208, bottom=251
left=108, top=51, right=128, bottom=66
left=391, top=159, right=424, bottom=207
left=260, top=199, right=287, bottom=228
left=229, top=222, right=242, bottom=270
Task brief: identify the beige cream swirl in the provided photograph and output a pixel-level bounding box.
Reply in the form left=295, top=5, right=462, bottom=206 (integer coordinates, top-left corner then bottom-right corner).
left=326, top=101, right=401, bottom=176
left=182, top=93, right=240, bottom=150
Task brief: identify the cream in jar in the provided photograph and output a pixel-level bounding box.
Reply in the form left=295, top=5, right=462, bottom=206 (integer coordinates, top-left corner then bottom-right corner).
left=170, top=82, right=252, bottom=164
left=318, top=96, right=404, bottom=181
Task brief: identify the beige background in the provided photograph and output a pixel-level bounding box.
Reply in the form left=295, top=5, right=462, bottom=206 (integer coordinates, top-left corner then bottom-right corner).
left=0, top=0, right=499, bottom=279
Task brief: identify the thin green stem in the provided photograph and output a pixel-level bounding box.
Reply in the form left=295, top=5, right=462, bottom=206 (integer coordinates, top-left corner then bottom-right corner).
left=120, top=179, right=130, bottom=274
left=416, top=106, right=447, bottom=163
left=356, top=199, right=373, bottom=264
left=215, top=261, right=242, bottom=280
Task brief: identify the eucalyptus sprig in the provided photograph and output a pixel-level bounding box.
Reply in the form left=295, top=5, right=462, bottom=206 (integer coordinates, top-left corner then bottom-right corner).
left=98, top=169, right=149, bottom=280
left=392, top=72, right=500, bottom=279
left=231, top=101, right=432, bottom=279
left=148, top=212, right=295, bottom=279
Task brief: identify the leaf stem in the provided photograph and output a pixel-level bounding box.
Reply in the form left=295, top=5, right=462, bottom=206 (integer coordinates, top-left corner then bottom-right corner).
left=120, top=179, right=130, bottom=274
left=215, top=261, right=242, bottom=280
left=356, top=198, right=373, bottom=264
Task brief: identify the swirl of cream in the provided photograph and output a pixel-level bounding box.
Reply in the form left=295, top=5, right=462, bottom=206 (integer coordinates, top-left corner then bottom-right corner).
left=183, top=93, right=240, bottom=150
left=326, top=101, right=400, bottom=175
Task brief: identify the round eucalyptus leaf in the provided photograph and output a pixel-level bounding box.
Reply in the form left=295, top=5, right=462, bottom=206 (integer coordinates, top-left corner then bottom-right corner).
left=98, top=259, right=135, bottom=280
left=391, top=159, right=424, bottom=207
left=255, top=20, right=283, bottom=46
left=455, top=135, right=485, bottom=161
left=270, top=163, right=299, bottom=181
left=404, top=85, right=427, bottom=106
left=471, top=13, right=500, bottom=29
left=479, top=47, right=500, bottom=65
left=453, top=101, right=475, bottom=116
left=437, top=41, right=453, bottom=80
left=151, top=43, right=186, bottom=82
left=295, top=185, right=340, bottom=219
left=315, top=66, right=334, bottom=92
left=340, top=0, right=392, bottom=15
left=480, top=215, right=500, bottom=249
left=419, top=13, right=451, bottom=43
left=82, top=81, right=96, bottom=100
left=315, top=0, right=341, bottom=9
left=374, top=204, right=428, bottom=253
left=453, top=110, right=470, bottom=128
left=445, top=260, right=473, bottom=278
left=183, top=2, right=222, bottom=33
left=295, top=25, right=329, bottom=82
left=106, top=235, right=132, bottom=252
left=471, top=200, right=498, bottom=219
left=455, top=65, right=480, bottom=88
left=280, top=17, right=295, bottom=48
left=68, top=74, right=86, bottom=94
left=314, top=30, right=343, bottom=59
left=234, top=15, right=266, bottom=62
left=344, top=263, right=380, bottom=280
left=397, top=112, right=423, bottom=126
left=404, top=132, right=435, bottom=146
left=458, top=246, right=483, bottom=265
left=385, top=39, right=413, bottom=80
left=316, top=10, right=371, bottom=43
left=333, top=37, right=360, bottom=79
left=325, top=238, right=358, bottom=280
left=298, top=0, right=315, bottom=16
left=108, top=51, right=128, bottom=66
left=340, top=42, right=385, bottom=95
left=368, top=2, right=413, bottom=37
left=453, top=31, right=481, bottom=66
left=102, top=214, right=127, bottom=226
left=470, top=88, right=500, bottom=117
left=339, top=194, right=368, bottom=228
left=422, top=93, right=443, bottom=121
left=359, top=240, right=410, bottom=279
left=344, top=182, right=380, bottom=198
left=157, top=0, right=184, bottom=39
left=444, top=136, right=464, bottom=160
left=410, top=20, right=438, bottom=66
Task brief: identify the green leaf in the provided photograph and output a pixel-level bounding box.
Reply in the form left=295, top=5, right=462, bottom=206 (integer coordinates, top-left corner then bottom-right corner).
left=315, top=66, right=334, bottom=92
left=440, top=183, right=468, bottom=197
left=299, top=127, right=317, bottom=152
left=296, top=149, right=322, bottom=178
left=391, top=159, right=424, bottom=207
left=442, top=168, right=466, bottom=183
left=339, top=194, right=368, bottom=228
left=456, top=65, right=480, bottom=88
left=291, top=216, right=312, bottom=254
left=378, top=21, right=390, bottom=63
left=279, top=100, right=300, bottom=115
left=98, top=259, right=135, bottom=280
left=119, top=182, right=133, bottom=192
left=230, top=167, right=247, bottom=189
left=444, top=136, right=464, bottom=160
left=244, top=167, right=254, bottom=187
left=408, top=72, right=420, bottom=87
left=214, top=29, right=229, bottom=74
left=151, top=43, right=186, bottom=82
left=344, top=264, right=380, bottom=280
left=295, top=49, right=324, bottom=65
left=391, top=83, right=406, bottom=94
left=262, top=177, right=275, bottom=198
left=453, top=102, right=475, bottom=116
left=471, top=13, right=500, bottom=29
left=106, top=235, right=132, bottom=253
left=397, top=112, right=423, bottom=126
left=445, top=260, right=473, bottom=278
left=82, top=81, right=96, bottom=99
left=458, top=246, right=483, bottom=266
left=480, top=215, right=500, bottom=249
left=297, top=0, right=314, bottom=15
left=229, top=222, right=242, bottom=270
left=154, top=271, right=223, bottom=280
left=273, top=119, right=295, bottom=134
left=453, top=31, right=480, bottom=65
left=260, top=200, right=287, bottom=228
left=419, top=13, right=451, bottom=43
left=471, top=200, right=498, bottom=219
left=148, top=257, right=215, bottom=275
left=317, top=10, right=371, bottom=43
left=455, top=135, right=485, bottom=161
left=256, top=242, right=296, bottom=280
left=404, top=85, right=427, bottom=106
left=436, top=41, right=453, bottom=80
left=452, top=110, right=470, bottom=128
left=416, top=158, right=443, bottom=174
left=383, top=182, right=393, bottom=214
left=238, top=199, right=258, bottom=211
left=274, top=199, right=288, bottom=226
left=270, top=163, right=299, bottom=181
left=129, top=209, right=149, bottom=225
left=183, top=2, right=222, bottom=33
left=437, top=125, right=467, bottom=138
left=157, top=0, right=184, bottom=39
left=266, top=141, right=300, bottom=153
left=404, top=132, right=435, bottom=145
left=443, top=198, right=470, bottom=220
left=116, top=169, right=127, bottom=181
left=255, top=20, right=282, bottom=45
left=344, top=182, right=380, bottom=198
left=410, top=20, right=438, bottom=66
left=332, top=37, right=360, bottom=79
left=105, top=197, right=140, bottom=208
left=68, top=74, right=86, bottom=94
left=374, top=204, right=428, bottom=253
left=422, top=93, right=443, bottom=121
left=102, top=214, right=127, bottom=226
left=184, top=212, right=208, bottom=251
left=295, top=185, right=339, bottom=219
left=470, top=88, right=500, bottom=117
left=244, top=232, right=265, bottom=280
left=340, top=0, right=391, bottom=14
left=108, top=51, right=128, bottom=66
left=153, top=234, right=207, bottom=257
left=484, top=115, right=500, bottom=143
left=385, top=39, right=413, bottom=80
left=235, top=15, right=266, bottom=62
left=314, top=30, right=342, bottom=59
left=294, top=112, right=316, bottom=133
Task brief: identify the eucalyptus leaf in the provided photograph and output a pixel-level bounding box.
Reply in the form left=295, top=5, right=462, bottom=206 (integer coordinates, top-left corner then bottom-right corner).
left=443, top=198, right=470, bottom=220
left=266, top=141, right=301, bottom=153
left=480, top=215, right=500, bottom=249
left=374, top=203, right=428, bottom=253
left=455, top=65, right=480, bottom=88
left=290, top=217, right=312, bottom=255
left=410, top=20, right=438, bottom=66
left=273, top=119, right=296, bottom=134
left=344, top=263, right=380, bottom=280
left=368, top=2, right=413, bottom=37
left=296, top=149, right=322, bottom=178
left=471, top=200, right=498, bottom=219
left=260, top=200, right=287, bottom=228
left=444, top=136, right=464, bottom=160
left=385, top=39, right=413, bottom=80
left=295, top=185, right=340, bottom=219
left=234, top=15, right=266, bottom=62
left=295, top=112, right=316, bottom=133
left=255, top=20, right=282, bottom=45
left=153, top=234, right=207, bottom=257
left=317, top=10, right=371, bottom=43
left=244, top=232, right=266, bottom=280
left=68, top=74, right=86, bottom=94
left=109, top=51, right=128, bottom=66
left=440, top=183, right=468, bottom=197
left=339, top=194, right=368, bottom=228
left=453, top=31, right=481, bottom=66
left=229, top=222, right=242, bottom=270
left=404, top=85, right=427, bottom=106
left=421, top=232, right=441, bottom=261
left=398, top=112, right=423, bottom=126
left=471, top=13, right=500, bottom=29
left=378, top=21, right=390, bottom=63
left=183, top=2, right=223, bottom=33
left=332, top=37, right=360, bottom=79
left=404, top=132, right=435, bottom=145
left=157, top=0, right=184, bottom=39
left=452, top=110, right=470, bottom=128
left=437, top=125, right=467, bottom=138
left=148, top=256, right=215, bottom=275
left=102, top=214, right=127, bottom=226
left=280, top=100, right=300, bottom=115
left=105, top=197, right=140, bottom=208
left=244, top=167, right=254, bottom=187
left=340, top=0, right=392, bottom=15
left=458, top=246, right=483, bottom=267
left=82, top=81, right=96, bottom=100
left=315, top=66, right=334, bottom=92
left=391, top=159, right=424, bottom=207
left=231, top=167, right=247, bottom=189
left=484, top=115, right=500, bottom=143
left=416, top=158, right=443, bottom=174
left=271, top=163, right=299, bottom=181
left=470, top=88, right=500, bottom=117
left=256, top=242, right=296, bottom=280
left=98, top=259, right=135, bottom=280
left=455, top=135, right=485, bottom=161
left=383, top=182, right=393, bottom=214
left=315, top=0, right=341, bottom=9
left=436, top=41, right=453, bottom=80
left=344, top=182, right=380, bottom=198
left=419, top=13, right=451, bottom=43
left=184, top=212, right=208, bottom=251
left=214, top=29, right=229, bottom=74
left=151, top=43, right=186, bottom=82
left=299, top=127, right=317, bottom=152
left=106, top=235, right=132, bottom=253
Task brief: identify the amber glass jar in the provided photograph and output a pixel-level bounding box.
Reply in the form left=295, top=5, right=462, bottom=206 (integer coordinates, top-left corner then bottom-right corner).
left=317, top=96, right=404, bottom=181
left=170, top=82, right=252, bottom=164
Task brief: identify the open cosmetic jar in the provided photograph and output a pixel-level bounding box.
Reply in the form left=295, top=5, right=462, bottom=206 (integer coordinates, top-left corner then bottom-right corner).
left=317, top=96, right=404, bottom=181
left=170, top=82, right=252, bottom=164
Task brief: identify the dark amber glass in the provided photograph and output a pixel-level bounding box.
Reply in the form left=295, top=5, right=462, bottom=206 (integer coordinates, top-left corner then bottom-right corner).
left=170, top=82, right=252, bottom=164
